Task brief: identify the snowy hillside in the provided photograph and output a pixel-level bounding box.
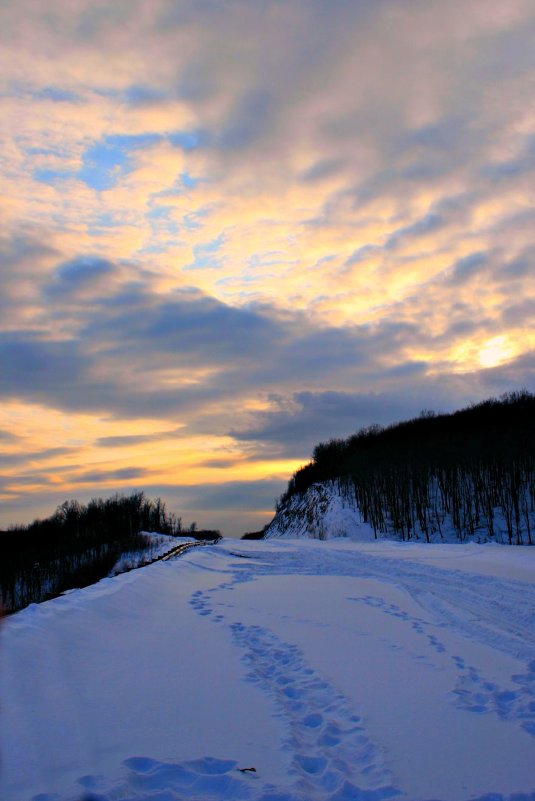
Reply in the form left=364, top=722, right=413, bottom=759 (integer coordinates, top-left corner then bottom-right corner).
left=264, top=480, right=376, bottom=540
left=265, top=479, right=532, bottom=543
left=2, top=538, right=535, bottom=801
left=269, top=395, right=535, bottom=545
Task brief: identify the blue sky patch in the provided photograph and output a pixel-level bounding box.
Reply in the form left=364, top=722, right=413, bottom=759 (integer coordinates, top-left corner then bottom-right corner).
left=35, top=86, right=80, bottom=103
left=147, top=206, right=173, bottom=221
left=78, top=134, right=162, bottom=191
left=186, top=235, right=225, bottom=270
left=33, top=168, right=74, bottom=185
left=86, top=212, right=118, bottom=237
left=181, top=172, right=198, bottom=189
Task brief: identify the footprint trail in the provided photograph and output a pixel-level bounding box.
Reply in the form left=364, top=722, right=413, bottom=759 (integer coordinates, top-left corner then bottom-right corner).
left=189, top=581, right=399, bottom=800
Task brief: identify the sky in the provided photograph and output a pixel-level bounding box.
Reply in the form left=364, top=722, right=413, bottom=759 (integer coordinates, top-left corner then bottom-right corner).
left=1, top=0, right=534, bottom=536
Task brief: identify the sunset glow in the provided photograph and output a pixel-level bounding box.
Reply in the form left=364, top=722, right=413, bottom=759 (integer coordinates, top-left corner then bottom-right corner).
left=1, top=0, right=534, bottom=534
left=478, top=336, right=518, bottom=369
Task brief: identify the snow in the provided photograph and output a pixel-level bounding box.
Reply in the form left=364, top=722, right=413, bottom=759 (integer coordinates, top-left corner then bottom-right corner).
left=2, top=539, right=535, bottom=801
left=264, top=480, right=535, bottom=545
left=264, top=481, right=377, bottom=541
left=108, top=533, right=196, bottom=575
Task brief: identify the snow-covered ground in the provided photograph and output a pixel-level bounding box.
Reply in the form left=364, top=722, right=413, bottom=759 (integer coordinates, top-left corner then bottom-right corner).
left=108, top=533, right=195, bottom=575
left=2, top=538, right=535, bottom=801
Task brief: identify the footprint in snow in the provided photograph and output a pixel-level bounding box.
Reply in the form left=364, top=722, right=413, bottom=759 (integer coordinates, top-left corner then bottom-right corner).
left=187, top=584, right=399, bottom=799
left=230, top=621, right=399, bottom=800
left=451, top=656, right=535, bottom=736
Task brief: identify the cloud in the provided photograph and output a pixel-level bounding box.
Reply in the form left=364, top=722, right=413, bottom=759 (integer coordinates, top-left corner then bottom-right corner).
left=95, top=430, right=182, bottom=448
left=230, top=357, right=535, bottom=458
left=123, top=85, right=168, bottom=108
left=501, top=299, right=535, bottom=328
left=68, top=467, right=146, bottom=484
left=219, top=90, right=275, bottom=151
left=345, top=245, right=381, bottom=267
left=0, top=446, right=75, bottom=468
left=385, top=213, right=445, bottom=250
left=229, top=388, right=454, bottom=458
left=477, top=349, right=535, bottom=393
left=300, top=158, right=345, bottom=183
left=445, top=252, right=489, bottom=285
left=1, top=235, right=531, bottom=429
left=176, top=479, right=286, bottom=512
left=0, top=336, right=88, bottom=394
left=497, top=250, right=534, bottom=280
left=46, top=256, right=117, bottom=298
left=33, top=86, right=81, bottom=104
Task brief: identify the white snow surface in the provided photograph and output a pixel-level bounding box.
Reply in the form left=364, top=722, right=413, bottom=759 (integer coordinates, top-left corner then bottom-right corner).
left=109, top=533, right=195, bottom=575
left=2, top=538, right=535, bottom=801
left=264, top=481, right=376, bottom=541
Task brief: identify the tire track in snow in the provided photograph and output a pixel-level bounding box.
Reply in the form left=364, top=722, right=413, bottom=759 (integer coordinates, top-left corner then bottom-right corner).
left=346, top=589, right=535, bottom=740
left=212, top=543, right=535, bottom=740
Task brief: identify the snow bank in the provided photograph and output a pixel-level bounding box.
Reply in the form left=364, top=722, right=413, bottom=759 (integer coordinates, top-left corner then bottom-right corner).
left=2, top=539, right=535, bottom=801
left=109, top=532, right=196, bottom=575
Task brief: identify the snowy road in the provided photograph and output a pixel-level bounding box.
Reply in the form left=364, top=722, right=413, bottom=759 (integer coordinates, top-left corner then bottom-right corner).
left=2, top=539, right=535, bottom=801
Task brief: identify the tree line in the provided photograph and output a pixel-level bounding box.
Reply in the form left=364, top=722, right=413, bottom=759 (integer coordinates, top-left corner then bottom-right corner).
left=277, top=391, right=535, bottom=544
left=0, top=492, right=218, bottom=612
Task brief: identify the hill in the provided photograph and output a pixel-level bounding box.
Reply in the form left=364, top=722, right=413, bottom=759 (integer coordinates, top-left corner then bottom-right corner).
left=0, top=492, right=218, bottom=612
left=265, top=391, right=535, bottom=544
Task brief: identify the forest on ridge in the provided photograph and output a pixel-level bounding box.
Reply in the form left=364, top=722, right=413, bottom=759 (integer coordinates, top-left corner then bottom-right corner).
left=277, top=391, right=535, bottom=544
left=0, top=492, right=219, bottom=612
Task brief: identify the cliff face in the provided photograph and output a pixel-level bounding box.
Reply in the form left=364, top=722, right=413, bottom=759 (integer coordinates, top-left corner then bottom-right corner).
left=264, top=480, right=376, bottom=540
